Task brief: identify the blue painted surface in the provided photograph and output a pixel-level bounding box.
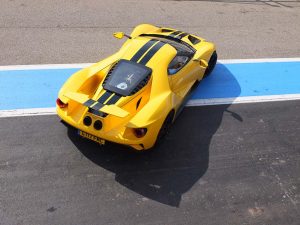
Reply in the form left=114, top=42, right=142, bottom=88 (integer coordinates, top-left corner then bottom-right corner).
left=192, top=62, right=300, bottom=99
left=0, top=61, right=299, bottom=110
left=0, top=69, right=79, bottom=110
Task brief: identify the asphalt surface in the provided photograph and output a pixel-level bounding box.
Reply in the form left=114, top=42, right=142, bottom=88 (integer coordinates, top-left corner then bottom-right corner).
left=1, top=0, right=300, bottom=224
left=1, top=0, right=300, bottom=65
left=1, top=101, right=300, bottom=224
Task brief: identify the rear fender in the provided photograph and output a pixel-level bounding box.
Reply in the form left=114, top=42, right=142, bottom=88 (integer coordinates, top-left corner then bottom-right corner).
left=126, top=92, right=172, bottom=128
left=58, top=47, right=130, bottom=103
left=194, top=42, right=216, bottom=62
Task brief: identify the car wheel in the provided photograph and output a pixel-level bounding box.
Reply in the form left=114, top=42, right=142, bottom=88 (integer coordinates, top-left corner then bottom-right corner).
left=204, top=51, right=218, bottom=78
left=156, top=110, right=175, bottom=145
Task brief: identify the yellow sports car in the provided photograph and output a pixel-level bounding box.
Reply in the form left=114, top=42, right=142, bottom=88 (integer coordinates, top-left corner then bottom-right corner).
left=56, top=24, right=217, bottom=150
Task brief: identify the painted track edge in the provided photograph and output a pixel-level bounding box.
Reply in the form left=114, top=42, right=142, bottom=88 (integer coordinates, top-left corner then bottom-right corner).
left=2, top=94, right=300, bottom=118
left=0, top=58, right=300, bottom=71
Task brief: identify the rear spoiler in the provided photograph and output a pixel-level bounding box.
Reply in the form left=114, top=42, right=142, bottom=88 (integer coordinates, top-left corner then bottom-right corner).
left=64, top=92, right=129, bottom=118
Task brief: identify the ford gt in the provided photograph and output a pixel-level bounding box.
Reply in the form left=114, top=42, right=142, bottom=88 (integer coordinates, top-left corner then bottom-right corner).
left=56, top=24, right=217, bottom=150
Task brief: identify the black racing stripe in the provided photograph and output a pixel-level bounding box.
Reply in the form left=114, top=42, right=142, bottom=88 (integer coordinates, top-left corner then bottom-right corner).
left=177, top=32, right=189, bottom=39
left=84, top=99, right=96, bottom=107
left=91, top=102, right=104, bottom=111
left=88, top=108, right=107, bottom=117
left=139, top=41, right=166, bottom=65
left=97, top=91, right=113, bottom=104
left=168, top=30, right=181, bottom=37
left=130, top=40, right=158, bottom=62
left=106, top=94, right=122, bottom=105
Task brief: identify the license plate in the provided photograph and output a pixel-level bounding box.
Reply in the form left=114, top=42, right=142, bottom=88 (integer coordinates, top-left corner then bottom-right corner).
left=78, top=130, right=105, bottom=145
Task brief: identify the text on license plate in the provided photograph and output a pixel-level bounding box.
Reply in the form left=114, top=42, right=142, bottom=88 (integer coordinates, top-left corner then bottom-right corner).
left=78, top=130, right=105, bottom=145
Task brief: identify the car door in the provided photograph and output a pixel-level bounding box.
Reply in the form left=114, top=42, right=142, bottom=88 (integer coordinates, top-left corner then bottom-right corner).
left=168, top=54, right=203, bottom=96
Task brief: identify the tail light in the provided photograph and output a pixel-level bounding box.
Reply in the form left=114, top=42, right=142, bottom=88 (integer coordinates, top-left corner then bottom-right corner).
left=56, top=98, right=68, bottom=108
left=133, top=128, right=147, bottom=138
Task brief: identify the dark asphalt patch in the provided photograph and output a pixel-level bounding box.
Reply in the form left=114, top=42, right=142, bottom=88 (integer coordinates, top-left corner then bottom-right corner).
left=0, top=101, right=299, bottom=225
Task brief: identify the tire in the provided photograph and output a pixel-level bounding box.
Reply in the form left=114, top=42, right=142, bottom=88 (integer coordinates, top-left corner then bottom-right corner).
left=155, top=110, right=175, bottom=145
left=204, top=51, right=218, bottom=78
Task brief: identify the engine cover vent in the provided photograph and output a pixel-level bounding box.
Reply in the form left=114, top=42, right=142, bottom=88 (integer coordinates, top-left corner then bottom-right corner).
left=102, top=59, right=152, bottom=96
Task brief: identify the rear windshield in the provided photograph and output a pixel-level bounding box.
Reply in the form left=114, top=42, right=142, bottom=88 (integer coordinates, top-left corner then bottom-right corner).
left=140, top=34, right=195, bottom=57
left=103, top=59, right=152, bottom=96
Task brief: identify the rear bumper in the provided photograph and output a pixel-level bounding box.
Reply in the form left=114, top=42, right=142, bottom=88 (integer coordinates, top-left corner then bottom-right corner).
left=57, top=107, right=158, bottom=150
left=60, top=120, right=143, bottom=151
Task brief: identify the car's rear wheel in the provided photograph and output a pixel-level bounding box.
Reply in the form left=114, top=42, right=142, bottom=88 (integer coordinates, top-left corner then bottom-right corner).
left=204, top=51, right=218, bottom=78
left=155, top=110, right=175, bottom=145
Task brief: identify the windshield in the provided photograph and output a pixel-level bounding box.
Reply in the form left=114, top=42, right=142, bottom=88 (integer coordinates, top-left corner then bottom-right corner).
left=140, top=34, right=195, bottom=56
left=103, top=59, right=152, bottom=96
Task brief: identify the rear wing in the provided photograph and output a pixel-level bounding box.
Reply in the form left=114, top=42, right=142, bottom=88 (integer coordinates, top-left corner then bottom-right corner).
left=64, top=92, right=129, bottom=118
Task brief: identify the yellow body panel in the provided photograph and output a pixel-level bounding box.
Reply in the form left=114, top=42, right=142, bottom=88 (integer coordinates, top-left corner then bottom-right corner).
left=57, top=24, right=216, bottom=150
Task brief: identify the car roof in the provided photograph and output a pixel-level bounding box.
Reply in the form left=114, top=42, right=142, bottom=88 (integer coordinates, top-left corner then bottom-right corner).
left=142, top=35, right=195, bottom=57
left=120, top=37, right=178, bottom=68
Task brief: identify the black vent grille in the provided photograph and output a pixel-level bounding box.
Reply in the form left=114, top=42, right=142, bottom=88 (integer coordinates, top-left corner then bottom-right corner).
left=188, top=35, right=201, bottom=45
left=102, top=62, right=118, bottom=87
left=161, top=28, right=174, bottom=33
left=130, top=74, right=151, bottom=95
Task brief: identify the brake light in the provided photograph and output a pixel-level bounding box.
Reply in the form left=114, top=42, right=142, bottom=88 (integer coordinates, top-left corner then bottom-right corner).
left=56, top=98, right=68, bottom=108
left=133, top=128, right=147, bottom=138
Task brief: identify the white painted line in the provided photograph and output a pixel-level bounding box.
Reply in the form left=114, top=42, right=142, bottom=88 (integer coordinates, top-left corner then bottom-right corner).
left=1, top=94, right=300, bottom=118
left=186, top=94, right=300, bottom=107
left=0, top=63, right=93, bottom=71
left=0, top=108, right=56, bottom=118
left=218, top=58, right=300, bottom=64
left=0, top=58, right=299, bottom=71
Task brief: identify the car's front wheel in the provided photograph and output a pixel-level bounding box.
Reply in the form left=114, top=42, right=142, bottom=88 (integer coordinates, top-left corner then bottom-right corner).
left=204, top=51, right=218, bottom=78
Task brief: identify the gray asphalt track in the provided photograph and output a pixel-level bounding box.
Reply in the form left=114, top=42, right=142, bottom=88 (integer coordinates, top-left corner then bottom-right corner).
left=1, top=101, right=300, bottom=225
left=1, top=0, right=300, bottom=224
left=1, top=0, right=300, bottom=65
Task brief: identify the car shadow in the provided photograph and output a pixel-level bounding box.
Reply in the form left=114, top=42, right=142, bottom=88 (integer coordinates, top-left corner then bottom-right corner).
left=67, top=63, right=241, bottom=207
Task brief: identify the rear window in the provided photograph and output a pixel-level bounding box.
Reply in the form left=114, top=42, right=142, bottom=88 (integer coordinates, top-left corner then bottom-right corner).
left=149, top=36, right=194, bottom=56
left=103, top=59, right=152, bottom=96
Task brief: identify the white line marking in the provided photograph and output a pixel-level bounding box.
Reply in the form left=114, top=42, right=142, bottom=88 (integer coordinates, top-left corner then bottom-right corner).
left=0, top=63, right=93, bottom=71
left=218, top=58, right=300, bottom=64
left=186, top=94, right=300, bottom=106
left=0, top=108, right=56, bottom=118
left=1, top=94, right=300, bottom=118
left=0, top=58, right=299, bottom=71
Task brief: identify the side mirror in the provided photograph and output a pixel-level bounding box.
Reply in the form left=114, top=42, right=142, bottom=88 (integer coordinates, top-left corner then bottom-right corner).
left=193, top=52, right=208, bottom=68
left=113, top=32, right=124, bottom=39
left=199, top=59, right=208, bottom=68
left=113, top=32, right=131, bottom=39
